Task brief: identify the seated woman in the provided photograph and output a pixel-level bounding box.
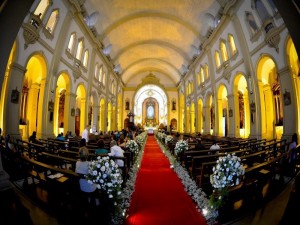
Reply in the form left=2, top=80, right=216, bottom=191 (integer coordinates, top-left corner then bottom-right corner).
left=75, top=147, right=97, bottom=203
left=95, top=139, right=108, bottom=155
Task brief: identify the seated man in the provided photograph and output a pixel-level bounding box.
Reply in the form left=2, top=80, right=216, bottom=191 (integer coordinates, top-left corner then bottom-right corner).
left=109, top=140, right=125, bottom=167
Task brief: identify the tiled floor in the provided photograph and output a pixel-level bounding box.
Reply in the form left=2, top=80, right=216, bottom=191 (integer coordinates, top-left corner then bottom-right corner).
left=1, top=172, right=299, bottom=225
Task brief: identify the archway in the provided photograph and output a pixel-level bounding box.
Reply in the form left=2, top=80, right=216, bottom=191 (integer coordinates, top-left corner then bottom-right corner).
left=133, top=84, right=168, bottom=129
left=75, top=84, right=86, bottom=136
left=190, top=103, right=195, bottom=133
left=197, top=99, right=203, bottom=133
left=257, top=56, right=282, bottom=140
left=99, top=98, right=106, bottom=132
left=217, top=84, right=228, bottom=137
left=23, top=54, right=47, bottom=139
left=287, top=37, right=300, bottom=137
left=233, top=74, right=250, bottom=138
left=54, top=72, right=71, bottom=136
left=0, top=42, right=16, bottom=134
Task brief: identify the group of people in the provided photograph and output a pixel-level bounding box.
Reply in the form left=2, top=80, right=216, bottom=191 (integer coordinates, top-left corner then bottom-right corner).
left=76, top=126, right=135, bottom=197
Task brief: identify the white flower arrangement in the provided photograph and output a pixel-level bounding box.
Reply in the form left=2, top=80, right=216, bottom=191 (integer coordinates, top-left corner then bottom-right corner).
left=135, top=135, right=144, bottom=147
left=165, top=135, right=173, bottom=145
left=210, top=153, right=245, bottom=189
left=125, top=139, right=139, bottom=156
left=85, top=156, right=123, bottom=214
left=209, top=153, right=245, bottom=210
left=174, top=140, right=188, bottom=155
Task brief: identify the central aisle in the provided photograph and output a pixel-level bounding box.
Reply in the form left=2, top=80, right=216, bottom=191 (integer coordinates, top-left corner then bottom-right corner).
left=124, top=136, right=207, bottom=225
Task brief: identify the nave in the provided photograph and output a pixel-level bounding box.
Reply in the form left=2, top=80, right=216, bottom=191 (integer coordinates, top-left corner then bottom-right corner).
left=1, top=134, right=300, bottom=225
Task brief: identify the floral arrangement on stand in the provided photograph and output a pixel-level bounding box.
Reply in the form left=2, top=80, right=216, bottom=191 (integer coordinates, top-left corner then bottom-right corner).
left=135, top=135, right=144, bottom=147
left=174, top=140, right=188, bottom=155
left=125, top=139, right=139, bottom=157
left=86, top=156, right=123, bottom=223
left=209, top=153, right=245, bottom=210
left=165, top=135, right=173, bottom=145
left=155, top=135, right=218, bottom=225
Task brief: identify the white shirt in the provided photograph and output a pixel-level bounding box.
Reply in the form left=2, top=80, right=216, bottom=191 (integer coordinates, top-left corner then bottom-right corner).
left=75, top=160, right=96, bottom=193
left=210, top=144, right=221, bottom=150
left=109, top=145, right=125, bottom=167
left=82, top=128, right=89, bottom=142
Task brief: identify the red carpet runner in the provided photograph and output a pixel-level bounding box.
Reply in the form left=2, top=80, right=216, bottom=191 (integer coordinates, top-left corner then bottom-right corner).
left=124, top=136, right=207, bottom=225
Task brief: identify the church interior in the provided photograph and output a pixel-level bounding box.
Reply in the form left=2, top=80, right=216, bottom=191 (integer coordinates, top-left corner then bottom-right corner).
left=0, top=0, right=300, bottom=225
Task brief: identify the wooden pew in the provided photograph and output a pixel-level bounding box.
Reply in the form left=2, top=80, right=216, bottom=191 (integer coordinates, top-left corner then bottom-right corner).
left=21, top=154, right=79, bottom=190
left=39, top=152, right=78, bottom=170
left=197, top=152, right=288, bottom=194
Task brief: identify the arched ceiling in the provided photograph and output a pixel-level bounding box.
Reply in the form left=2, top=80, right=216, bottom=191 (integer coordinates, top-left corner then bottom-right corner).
left=83, top=0, right=222, bottom=88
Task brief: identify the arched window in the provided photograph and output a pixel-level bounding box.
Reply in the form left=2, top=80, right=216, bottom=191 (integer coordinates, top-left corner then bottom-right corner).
left=102, top=72, right=106, bottom=86
left=220, top=40, right=228, bottom=62
left=254, top=0, right=270, bottom=22
left=75, top=39, right=84, bottom=61
left=99, top=65, right=103, bottom=83
left=67, top=33, right=76, bottom=54
left=200, top=67, right=205, bottom=83
left=215, top=50, right=221, bottom=69
left=204, top=63, right=209, bottom=80
left=45, top=9, right=59, bottom=34
left=245, top=11, right=259, bottom=36
left=83, top=49, right=89, bottom=68
left=266, top=0, right=278, bottom=14
left=34, top=0, right=50, bottom=19
left=94, top=63, right=99, bottom=80
left=228, top=34, right=237, bottom=56
left=197, top=70, right=201, bottom=86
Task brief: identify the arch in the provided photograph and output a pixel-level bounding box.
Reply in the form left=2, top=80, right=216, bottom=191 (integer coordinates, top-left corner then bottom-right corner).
left=99, top=12, right=200, bottom=41
left=286, top=37, right=300, bottom=136
left=23, top=53, right=47, bottom=139
left=99, top=98, right=106, bottom=132
left=54, top=72, right=71, bottom=137
left=216, top=84, right=228, bottom=137
left=257, top=55, right=282, bottom=139
left=197, top=98, right=203, bottom=133
left=190, top=103, right=195, bottom=133
left=133, top=84, right=168, bottom=128
left=75, top=83, right=87, bottom=137
left=0, top=42, right=17, bottom=132
left=233, top=73, right=250, bottom=138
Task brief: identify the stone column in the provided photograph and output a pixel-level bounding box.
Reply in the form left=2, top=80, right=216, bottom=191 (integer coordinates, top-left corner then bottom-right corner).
left=4, top=63, right=26, bottom=140
left=66, top=92, right=77, bottom=135
left=203, top=106, right=210, bottom=135
left=278, top=66, right=297, bottom=141
left=93, top=105, right=100, bottom=132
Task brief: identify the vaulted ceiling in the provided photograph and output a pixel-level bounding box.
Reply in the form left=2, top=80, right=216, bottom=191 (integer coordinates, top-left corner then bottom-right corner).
left=83, top=0, right=222, bottom=87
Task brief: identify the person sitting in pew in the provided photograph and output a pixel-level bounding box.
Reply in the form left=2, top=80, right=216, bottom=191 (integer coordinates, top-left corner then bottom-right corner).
left=109, top=140, right=125, bottom=168
left=195, top=138, right=205, bottom=150
left=95, top=139, right=108, bottom=155
left=56, top=133, right=65, bottom=141
left=75, top=146, right=97, bottom=203
left=209, top=139, right=221, bottom=154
